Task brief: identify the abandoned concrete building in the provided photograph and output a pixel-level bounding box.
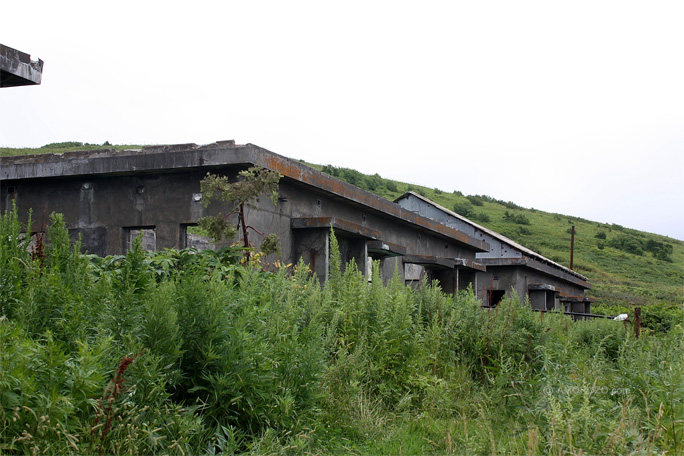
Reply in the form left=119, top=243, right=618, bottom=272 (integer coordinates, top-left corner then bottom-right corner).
left=1, top=43, right=43, bottom=88
left=395, top=192, right=592, bottom=314
left=0, top=141, right=491, bottom=291
left=0, top=141, right=593, bottom=311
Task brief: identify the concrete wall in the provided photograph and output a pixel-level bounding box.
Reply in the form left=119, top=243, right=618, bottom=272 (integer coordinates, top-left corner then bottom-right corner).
left=475, top=264, right=588, bottom=306
left=395, top=192, right=591, bottom=307
left=397, top=193, right=523, bottom=259
left=0, top=143, right=489, bottom=292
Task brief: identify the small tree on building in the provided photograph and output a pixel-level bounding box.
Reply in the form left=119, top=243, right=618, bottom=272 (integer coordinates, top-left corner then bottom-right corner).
left=198, top=165, right=281, bottom=257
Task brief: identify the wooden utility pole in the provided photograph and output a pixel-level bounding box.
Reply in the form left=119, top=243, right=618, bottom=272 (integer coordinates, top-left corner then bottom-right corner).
left=570, top=226, right=575, bottom=270
left=634, top=307, right=641, bottom=338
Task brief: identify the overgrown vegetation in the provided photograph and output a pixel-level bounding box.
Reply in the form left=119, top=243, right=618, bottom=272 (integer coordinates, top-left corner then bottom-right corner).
left=0, top=142, right=138, bottom=157
left=312, top=161, right=683, bottom=325
left=2, top=143, right=681, bottom=318
left=198, top=166, right=282, bottom=257
left=1, top=206, right=683, bottom=454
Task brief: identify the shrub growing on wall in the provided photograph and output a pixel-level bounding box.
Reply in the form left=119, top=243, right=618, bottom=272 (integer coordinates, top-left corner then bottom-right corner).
left=198, top=165, right=281, bottom=257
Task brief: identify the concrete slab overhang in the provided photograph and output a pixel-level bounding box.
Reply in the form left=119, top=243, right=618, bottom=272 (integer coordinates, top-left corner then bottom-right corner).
left=367, top=240, right=406, bottom=257
left=403, top=254, right=456, bottom=269
left=0, top=141, right=490, bottom=253
left=559, top=295, right=595, bottom=303
left=403, top=254, right=485, bottom=271
left=291, top=217, right=380, bottom=239
left=1, top=44, right=43, bottom=87
left=528, top=283, right=561, bottom=292
left=479, top=257, right=591, bottom=289
left=453, top=258, right=486, bottom=272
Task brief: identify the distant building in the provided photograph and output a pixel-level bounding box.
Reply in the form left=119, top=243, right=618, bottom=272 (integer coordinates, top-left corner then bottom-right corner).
left=1, top=44, right=43, bottom=87
left=395, top=192, right=592, bottom=315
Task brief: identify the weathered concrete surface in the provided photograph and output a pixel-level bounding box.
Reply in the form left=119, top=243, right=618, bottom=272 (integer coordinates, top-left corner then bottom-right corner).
left=1, top=44, right=43, bottom=87
left=0, top=141, right=490, bottom=292
left=395, top=191, right=591, bottom=306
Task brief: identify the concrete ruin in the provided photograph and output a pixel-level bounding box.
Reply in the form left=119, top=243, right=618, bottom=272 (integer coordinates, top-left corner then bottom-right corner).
left=1, top=44, right=43, bottom=87
left=395, top=192, right=592, bottom=314
left=0, top=141, right=489, bottom=291
left=0, top=141, right=593, bottom=310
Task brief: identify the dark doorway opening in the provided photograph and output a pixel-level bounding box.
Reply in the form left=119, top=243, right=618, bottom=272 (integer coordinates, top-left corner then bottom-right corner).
left=488, top=289, right=506, bottom=307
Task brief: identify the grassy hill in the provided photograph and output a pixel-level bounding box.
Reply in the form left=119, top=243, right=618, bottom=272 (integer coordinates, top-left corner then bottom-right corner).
left=310, top=163, right=683, bottom=321
left=1, top=143, right=681, bottom=321
left=0, top=141, right=138, bottom=156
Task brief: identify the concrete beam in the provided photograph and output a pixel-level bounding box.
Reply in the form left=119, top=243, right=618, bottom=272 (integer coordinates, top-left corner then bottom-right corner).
left=367, top=240, right=406, bottom=257
left=1, top=44, right=43, bottom=87
left=403, top=254, right=456, bottom=269
left=479, top=257, right=590, bottom=289
left=452, top=258, right=486, bottom=272
left=291, top=217, right=380, bottom=239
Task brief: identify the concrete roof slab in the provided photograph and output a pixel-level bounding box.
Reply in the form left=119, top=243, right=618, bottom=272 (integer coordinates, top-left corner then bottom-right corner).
left=1, top=44, right=43, bottom=87
left=291, top=217, right=380, bottom=239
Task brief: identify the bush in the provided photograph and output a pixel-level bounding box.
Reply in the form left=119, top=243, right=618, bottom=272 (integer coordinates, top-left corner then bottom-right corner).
left=453, top=202, right=474, bottom=217
left=472, top=212, right=491, bottom=223
left=466, top=195, right=484, bottom=206
left=645, top=239, right=674, bottom=262
left=503, top=211, right=531, bottom=225
left=607, top=235, right=644, bottom=256
left=40, top=141, right=88, bottom=149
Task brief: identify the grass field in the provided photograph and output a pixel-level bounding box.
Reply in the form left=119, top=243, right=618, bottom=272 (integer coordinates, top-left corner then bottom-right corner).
left=1, top=209, right=682, bottom=454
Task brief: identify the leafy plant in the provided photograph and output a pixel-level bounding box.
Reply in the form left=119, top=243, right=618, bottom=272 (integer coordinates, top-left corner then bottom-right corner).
left=503, top=211, right=531, bottom=225
left=198, top=165, right=281, bottom=256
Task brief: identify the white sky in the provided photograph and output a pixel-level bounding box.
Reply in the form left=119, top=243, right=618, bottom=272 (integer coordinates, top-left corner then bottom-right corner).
left=2, top=1, right=683, bottom=240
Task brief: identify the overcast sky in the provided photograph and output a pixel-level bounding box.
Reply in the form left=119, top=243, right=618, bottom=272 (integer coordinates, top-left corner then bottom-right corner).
left=3, top=1, right=683, bottom=240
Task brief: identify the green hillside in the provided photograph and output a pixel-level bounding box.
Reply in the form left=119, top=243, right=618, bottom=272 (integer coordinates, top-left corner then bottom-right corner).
left=312, top=163, right=684, bottom=323
left=1, top=144, right=681, bottom=323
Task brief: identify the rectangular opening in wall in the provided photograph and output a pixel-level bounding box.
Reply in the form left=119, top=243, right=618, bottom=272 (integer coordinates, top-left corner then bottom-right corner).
left=180, top=224, right=215, bottom=251
left=546, top=292, right=557, bottom=311
left=488, top=289, right=506, bottom=307
left=124, top=226, right=156, bottom=252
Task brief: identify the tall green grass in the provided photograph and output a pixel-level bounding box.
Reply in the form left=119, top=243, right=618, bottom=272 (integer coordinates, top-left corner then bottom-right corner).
left=1, top=206, right=682, bottom=454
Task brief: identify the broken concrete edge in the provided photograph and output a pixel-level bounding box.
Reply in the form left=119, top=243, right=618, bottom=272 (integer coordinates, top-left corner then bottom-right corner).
left=453, top=258, right=487, bottom=272
left=396, top=190, right=589, bottom=283
left=0, top=43, right=43, bottom=87
left=367, top=240, right=407, bottom=256
left=0, top=141, right=491, bottom=253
